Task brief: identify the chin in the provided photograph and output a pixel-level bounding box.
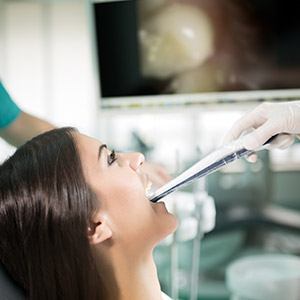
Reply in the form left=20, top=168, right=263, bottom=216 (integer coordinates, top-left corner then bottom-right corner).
left=167, top=214, right=179, bottom=234
left=149, top=201, right=178, bottom=243
left=157, top=213, right=178, bottom=242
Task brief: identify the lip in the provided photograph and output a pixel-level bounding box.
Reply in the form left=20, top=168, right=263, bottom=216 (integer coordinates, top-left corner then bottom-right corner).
left=151, top=200, right=169, bottom=213
left=144, top=174, right=151, bottom=188
left=140, top=173, right=152, bottom=195
left=138, top=171, right=147, bottom=187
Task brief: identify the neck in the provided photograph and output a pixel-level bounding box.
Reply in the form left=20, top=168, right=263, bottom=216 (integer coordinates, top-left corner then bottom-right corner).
left=94, top=244, right=162, bottom=300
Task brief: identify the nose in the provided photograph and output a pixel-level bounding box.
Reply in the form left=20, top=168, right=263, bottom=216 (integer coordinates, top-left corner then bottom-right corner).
left=123, top=152, right=145, bottom=171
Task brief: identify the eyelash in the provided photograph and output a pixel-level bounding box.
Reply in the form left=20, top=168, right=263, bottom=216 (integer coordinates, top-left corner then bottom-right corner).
left=108, top=150, right=117, bottom=165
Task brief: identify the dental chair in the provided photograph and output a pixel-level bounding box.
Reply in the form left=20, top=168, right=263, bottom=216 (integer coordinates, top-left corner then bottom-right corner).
left=0, top=264, right=25, bottom=300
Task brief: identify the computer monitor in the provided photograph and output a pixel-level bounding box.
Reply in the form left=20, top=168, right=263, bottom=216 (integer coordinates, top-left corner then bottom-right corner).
left=91, top=0, right=300, bottom=108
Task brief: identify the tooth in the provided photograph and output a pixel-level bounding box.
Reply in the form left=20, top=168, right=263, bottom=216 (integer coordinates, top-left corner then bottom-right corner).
left=139, top=3, right=214, bottom=79
left=145, top=181, right=153, bottom=198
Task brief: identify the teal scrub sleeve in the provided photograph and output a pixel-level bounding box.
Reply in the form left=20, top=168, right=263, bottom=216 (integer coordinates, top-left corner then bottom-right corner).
left=0, top=82, right=21, bottom=129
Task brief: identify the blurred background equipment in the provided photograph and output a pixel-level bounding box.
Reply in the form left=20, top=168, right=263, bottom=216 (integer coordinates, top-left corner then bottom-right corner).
left=226, top=254, right=300, bottom=300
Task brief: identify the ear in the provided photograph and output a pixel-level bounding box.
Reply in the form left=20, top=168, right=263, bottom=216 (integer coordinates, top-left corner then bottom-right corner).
left=88, top=213, right=112, bottom=245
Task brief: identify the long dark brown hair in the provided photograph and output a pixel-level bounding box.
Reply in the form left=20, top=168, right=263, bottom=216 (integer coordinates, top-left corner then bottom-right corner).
left=0, top=127, right=104, bottom=299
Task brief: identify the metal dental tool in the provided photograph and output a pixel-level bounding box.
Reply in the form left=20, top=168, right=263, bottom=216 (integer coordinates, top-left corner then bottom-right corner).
left=149, top=135, right=277, bottom=203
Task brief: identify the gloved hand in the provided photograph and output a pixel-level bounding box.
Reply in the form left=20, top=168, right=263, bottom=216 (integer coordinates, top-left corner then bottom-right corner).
left=223, top=101, right=300, bottom=150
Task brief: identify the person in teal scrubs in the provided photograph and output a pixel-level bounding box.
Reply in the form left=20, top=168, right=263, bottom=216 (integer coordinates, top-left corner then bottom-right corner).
left=0, top=81, right=170, bottom=185
left=0, top=81, right=54, bottom=147
left=0, top=81, right=21, bottom=128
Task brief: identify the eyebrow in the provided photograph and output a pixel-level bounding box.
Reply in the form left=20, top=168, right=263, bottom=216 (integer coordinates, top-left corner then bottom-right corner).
left=98, top=144, right=107, bottom=161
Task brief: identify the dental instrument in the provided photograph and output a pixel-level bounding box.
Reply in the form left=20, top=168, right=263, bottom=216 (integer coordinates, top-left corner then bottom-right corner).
left=149, top=135, right=277, bottom=203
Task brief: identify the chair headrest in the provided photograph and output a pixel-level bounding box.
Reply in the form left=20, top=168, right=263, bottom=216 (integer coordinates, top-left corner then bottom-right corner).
left=0, top=264, right=25, bottom=300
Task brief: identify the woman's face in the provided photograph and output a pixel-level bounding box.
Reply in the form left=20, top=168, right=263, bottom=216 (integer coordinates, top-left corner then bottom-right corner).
left=76, top=133, right=177, bottom=249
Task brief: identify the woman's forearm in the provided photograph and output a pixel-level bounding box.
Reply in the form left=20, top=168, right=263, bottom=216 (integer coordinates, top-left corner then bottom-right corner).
left=0, top=111, right=55, bottom=147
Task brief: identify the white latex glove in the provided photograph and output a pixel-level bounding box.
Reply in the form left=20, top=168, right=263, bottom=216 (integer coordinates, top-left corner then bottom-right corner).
left=223, top=101, right=300, bottom=150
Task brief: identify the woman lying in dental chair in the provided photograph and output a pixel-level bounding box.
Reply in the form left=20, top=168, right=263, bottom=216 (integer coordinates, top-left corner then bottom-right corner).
left=0, top=127, right=176, bottom=300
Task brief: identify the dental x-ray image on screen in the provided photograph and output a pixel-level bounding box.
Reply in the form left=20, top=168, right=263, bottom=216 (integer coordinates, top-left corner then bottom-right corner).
left=92, top=0, right=300, bottom=99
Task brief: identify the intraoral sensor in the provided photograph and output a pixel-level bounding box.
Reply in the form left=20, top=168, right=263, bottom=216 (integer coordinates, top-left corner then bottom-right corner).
left=149, top=135, right=277, bottom=203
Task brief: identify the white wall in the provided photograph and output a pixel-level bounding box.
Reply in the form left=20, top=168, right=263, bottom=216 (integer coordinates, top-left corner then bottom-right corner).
left=0, top=0, right=98, bottom=161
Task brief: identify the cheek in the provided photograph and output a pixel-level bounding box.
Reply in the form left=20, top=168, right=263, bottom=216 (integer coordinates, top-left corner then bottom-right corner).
left=95, top=172, right=176, bottom=244
left=105, top=176, right=145, bottom=207
left=94, top=168, right=145, bottom=205
left=98, top=175, right=151, bottom=225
